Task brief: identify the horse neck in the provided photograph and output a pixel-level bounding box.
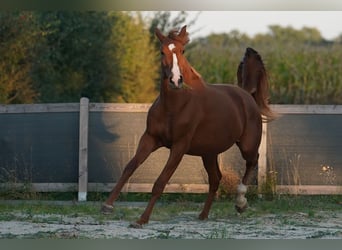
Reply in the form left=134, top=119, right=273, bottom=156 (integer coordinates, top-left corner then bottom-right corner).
left=182, top=61, right=206, bottom=90
left=160, top=63, right=206, bottom=107
left=159, top=79, right=190, bottom=111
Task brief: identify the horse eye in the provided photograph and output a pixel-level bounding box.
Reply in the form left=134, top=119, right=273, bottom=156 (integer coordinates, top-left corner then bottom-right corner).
left=182, top=50, right=185, bottom=54
left=161, top=51, right=165, bottom=55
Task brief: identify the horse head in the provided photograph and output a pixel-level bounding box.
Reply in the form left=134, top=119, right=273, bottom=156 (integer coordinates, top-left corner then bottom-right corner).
left=155, top=25, right=191, bottom=90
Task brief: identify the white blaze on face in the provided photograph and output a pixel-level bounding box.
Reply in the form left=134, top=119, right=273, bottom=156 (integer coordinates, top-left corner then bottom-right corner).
left=168, top=43, right=181, bottom=87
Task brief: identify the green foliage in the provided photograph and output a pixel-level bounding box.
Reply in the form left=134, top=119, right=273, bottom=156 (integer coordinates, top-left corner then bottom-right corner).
left=148, top=11, right=198, bottom=47
left=187, top=31, right=251, bottom=83
left=32, top=11, right=116, bottom=102
left=0, top=11, right=159, bottom=104
left=187, top=26, right=342, bottom=104
left=266, top=44, right=342, bottom=104
left=1, top=12, right=341, bottom=104
left=0, top=11, right=38, bottom=103
left=107, top=12, right=158, bottom=102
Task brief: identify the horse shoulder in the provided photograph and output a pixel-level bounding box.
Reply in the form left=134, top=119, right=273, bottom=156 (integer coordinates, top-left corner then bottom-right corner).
left=145, top=97, right=165, bottom=135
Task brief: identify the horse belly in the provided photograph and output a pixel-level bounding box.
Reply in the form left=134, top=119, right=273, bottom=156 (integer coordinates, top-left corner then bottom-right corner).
left=187, top=122, right=242, bottom=156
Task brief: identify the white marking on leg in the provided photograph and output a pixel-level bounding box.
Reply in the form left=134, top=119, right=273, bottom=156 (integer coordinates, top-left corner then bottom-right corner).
left=236, top=183, right=248, bottom=209
left=237, top=183, right=247, bottom=194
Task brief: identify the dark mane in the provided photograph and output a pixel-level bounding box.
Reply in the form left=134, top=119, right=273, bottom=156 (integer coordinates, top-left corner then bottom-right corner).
left=168, top=29, right=190, bottom=44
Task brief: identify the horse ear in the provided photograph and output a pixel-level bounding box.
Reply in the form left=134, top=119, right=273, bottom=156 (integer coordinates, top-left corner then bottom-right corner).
left=179, top=25, right=187, bottom=37
left=155, top=28, right=166, bottom=42
left=178, top=25, right=189, bottom=45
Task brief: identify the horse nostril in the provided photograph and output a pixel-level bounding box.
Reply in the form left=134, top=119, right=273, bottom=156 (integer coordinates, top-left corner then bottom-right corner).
left=178, top=75, right=183, bottom=84
left=169, top=76, right=174, bottom=84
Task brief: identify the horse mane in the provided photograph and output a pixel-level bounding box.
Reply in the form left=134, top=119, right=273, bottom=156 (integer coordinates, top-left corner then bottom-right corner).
left=239, top=48, right=277, bottom=122
left=237, top=61, right=243, bottom=86
left=168, top=29, right=190, bottom=45
left=190, top=66, right=202, bottom=78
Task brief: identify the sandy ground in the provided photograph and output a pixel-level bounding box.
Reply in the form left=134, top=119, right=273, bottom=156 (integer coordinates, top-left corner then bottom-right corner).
left=1, top=205, right=341, bottom=239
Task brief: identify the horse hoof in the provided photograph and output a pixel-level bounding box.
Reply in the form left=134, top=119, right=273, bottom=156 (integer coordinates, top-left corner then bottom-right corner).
left=101, top=203, right=114, bottom=215
left=235, top=204, right=248, bottom=214
left=198, top=213, right=208, bottom=220
left=129, top=221, right=143, bottom=229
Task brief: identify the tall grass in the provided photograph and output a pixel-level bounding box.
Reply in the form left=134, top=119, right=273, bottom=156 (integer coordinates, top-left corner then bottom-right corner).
left=187, top=35, right=342, bottom=105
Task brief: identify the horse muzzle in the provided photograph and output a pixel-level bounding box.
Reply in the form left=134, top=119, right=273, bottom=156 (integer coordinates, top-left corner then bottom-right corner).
left=169, top=75, right=183, bottom=89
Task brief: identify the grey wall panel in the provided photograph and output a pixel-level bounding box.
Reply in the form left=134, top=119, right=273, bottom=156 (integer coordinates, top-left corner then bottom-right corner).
left=87, top=112, right=244, bottom=185
left=0, top=113, right=79, bottom=183
left=268, top=114, right=342, bottom=185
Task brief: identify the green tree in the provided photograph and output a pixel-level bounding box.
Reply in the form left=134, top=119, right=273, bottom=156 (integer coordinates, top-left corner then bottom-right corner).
left=32, top=11, right=113, bottom=102
left=31, top=11, right=158, bottom=103
left=267, top=25, right=323, bottom=44
left=148, top=11, right=198, bottom=43
left=107, top=12, right=158, bottom=102
left=0, top=11, right=38, bottom=104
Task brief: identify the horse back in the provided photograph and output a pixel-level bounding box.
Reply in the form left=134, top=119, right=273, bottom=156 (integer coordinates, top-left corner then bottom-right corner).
left=210, top=84, right=261, bottom=119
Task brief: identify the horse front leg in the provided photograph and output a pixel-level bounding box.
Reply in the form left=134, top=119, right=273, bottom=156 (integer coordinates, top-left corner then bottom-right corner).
left=101, top=132, right=160, bottom=214
left=130, top=143, right=186, bottom=228
left=198, top=154, right=221, bottom=220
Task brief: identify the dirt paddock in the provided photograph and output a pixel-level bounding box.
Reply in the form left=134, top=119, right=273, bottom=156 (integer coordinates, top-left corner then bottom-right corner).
left=0, top=200, right=341, bottom=239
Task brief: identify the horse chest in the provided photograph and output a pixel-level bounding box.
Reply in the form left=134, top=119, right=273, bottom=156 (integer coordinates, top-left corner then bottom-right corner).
left=164, top=115, right=189, bottom=140
left=153, top=112, right=194, bottom=147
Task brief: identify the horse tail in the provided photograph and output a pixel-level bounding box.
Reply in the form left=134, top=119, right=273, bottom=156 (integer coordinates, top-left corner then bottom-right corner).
left=237, top=47, right=277, bottom=123
left=253, top=70, right=277, bottom=122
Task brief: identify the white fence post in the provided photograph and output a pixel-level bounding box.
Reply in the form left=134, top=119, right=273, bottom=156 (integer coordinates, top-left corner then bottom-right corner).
left=78, top=97, right=89, bottom=201
left=258, top=121, right=267, bottom=194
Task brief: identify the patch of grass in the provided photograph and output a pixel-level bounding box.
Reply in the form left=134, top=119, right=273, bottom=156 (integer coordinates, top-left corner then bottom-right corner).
left=247, top=195, right=342, bottom=215
left=0, top=195, right=340, bottom=224
left=0, top=213, right=16, bottom=221
left=207, top=227, right=231, bottom=239
left=207, top=195, right=341, bottom=220
left=117, top=192, right=207, bottom=203
left=0, top=191, right=208, bottom=203
left=307, top=210, right=315, bottom=218
left=0, top=191, right=78, bottom=201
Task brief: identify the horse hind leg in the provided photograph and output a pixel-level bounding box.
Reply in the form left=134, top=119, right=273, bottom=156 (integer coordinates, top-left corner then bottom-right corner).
left=198, top=154, right=222, bottom=220
left=236, top=140, right=260, bottom=213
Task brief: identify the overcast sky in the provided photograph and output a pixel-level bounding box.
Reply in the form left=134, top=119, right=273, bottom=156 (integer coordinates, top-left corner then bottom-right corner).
left=183, top=11, right=342, bottom=40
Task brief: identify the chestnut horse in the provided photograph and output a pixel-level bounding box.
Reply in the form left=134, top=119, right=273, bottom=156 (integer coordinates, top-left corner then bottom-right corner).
left=102, top=26, right=275, bottom=227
